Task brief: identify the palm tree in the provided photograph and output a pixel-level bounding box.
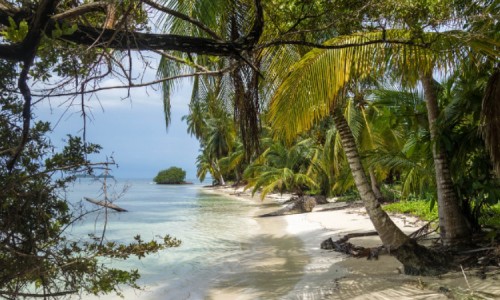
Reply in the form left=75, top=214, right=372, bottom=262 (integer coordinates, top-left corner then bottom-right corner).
left=156, top=0, right=264, bottom=158
left=244, top=138, right=317, bottom=199
left=439, top=61, right=500, bottom=231
left=268, top=25, right=498, bottom=245
left=421, top=73, right=472, bottom=243
left=367, top=85, right=435, bottom=200
left=267, top=17, right=498, bottom=272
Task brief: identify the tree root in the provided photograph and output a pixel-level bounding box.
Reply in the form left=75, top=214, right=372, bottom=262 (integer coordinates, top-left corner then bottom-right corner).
left=320, top=231, right=385, bottom=260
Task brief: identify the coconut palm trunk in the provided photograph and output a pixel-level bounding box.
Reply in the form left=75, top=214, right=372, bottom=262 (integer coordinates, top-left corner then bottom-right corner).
left=369, top=168, right=385, bottom=203
left=421, top=74, right=471, bottom=246
left=333, top=108, right=452, bottom=274
left=333, top=109, right=409, bottom=248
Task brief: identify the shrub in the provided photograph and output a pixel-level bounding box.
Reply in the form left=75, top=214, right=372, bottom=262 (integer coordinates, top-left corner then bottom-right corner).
left=383, top=200, right=438, bottom=221
left=154, top=167, right=186, bottom=184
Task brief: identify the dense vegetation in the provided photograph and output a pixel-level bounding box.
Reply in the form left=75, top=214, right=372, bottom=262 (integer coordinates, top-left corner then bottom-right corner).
left=0, top=0, right=498, bottom=297
left=154, top=167, right=187, bottom=184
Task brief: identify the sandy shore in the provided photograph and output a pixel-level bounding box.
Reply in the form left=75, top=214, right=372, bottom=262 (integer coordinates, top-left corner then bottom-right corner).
left=206, top=185, right=500, bottom=300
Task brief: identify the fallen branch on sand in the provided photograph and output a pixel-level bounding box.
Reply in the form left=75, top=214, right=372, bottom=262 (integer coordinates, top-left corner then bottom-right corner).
left=259, top=195, right=328, bottom=217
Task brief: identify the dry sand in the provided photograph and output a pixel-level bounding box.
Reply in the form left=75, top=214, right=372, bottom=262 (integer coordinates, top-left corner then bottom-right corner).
left=206, top=185, right=500, bottom=300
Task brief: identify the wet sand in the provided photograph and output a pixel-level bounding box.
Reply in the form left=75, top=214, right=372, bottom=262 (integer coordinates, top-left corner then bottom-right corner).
left=207, top=185, right=500, bottom=300
left=80, top=185, right=499, bottom=299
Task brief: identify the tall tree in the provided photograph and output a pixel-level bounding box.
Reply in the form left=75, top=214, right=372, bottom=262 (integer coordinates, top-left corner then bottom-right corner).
left=268, top=22, right=497, bottom=245
left=421, top=73, right=471, bottom=244
left=268, top=0, right=497, bottom=271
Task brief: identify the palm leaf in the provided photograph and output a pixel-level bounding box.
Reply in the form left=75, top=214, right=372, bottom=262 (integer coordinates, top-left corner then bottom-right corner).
left=269, top=30, right=499, bottom=143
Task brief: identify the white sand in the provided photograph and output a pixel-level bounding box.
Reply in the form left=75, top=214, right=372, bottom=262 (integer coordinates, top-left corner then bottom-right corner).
left=80, top=185, right=499, bottom=299
left=209, top=185, right=500, bottom=300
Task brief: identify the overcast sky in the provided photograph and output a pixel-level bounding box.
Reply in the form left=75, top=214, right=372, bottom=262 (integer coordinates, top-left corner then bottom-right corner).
left=35, top=75, right=201, bottom=180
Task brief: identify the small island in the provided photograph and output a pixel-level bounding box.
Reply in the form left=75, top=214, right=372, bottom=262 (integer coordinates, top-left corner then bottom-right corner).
left=154, top=167, right=192, bottom=185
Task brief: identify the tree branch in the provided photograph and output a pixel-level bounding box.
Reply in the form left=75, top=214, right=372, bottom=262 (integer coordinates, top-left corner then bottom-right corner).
left=51, top=1, right=108, bottom=21
left=7, top=0, right=60, bottom=171
left=60, top=24, right=243, bottom=55
left=33, top=68, right=233, bottom=98
left=141, top=0, right=222, bottom=41
left=0, top=290, right=77, bottom=298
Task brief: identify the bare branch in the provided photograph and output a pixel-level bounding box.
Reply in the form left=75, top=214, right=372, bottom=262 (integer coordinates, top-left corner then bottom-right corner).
left=33, top=68, right=233, bottom=98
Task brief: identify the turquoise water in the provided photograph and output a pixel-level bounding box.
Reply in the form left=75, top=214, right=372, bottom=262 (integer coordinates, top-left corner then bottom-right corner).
left=65, top=179, right=313, bottom=299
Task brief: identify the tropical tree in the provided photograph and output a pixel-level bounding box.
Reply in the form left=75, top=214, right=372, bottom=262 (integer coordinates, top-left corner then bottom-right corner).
left=0, top=1, right=268, bottom=296
left=268, top=0, right=498, bottom=272
left=0, top=60, right=181, bottom=298
left=366, top=84, right=434, bottom=200
left=156, top=0, right=264, bottom=159
left=244, top=138, right=317, bottom=199
left=439, top=61, right=500, bottom=231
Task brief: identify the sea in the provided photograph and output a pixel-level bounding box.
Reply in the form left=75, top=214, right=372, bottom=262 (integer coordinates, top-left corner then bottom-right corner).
left=64, top=178, right=340, bottom=300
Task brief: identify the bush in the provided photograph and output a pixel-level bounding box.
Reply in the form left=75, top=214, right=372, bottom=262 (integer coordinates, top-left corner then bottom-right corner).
left=383, top=200, right=438, bottom=221
left=154, top=167, right=186, bottom=184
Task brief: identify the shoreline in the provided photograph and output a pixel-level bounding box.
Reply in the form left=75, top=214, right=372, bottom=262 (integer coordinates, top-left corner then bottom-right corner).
left=205, top=185, right=500, bottom=299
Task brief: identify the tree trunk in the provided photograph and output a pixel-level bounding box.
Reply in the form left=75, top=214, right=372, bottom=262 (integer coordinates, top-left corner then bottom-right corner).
left=333, top=109, right=452, bottom=275
left=369, top=167, right=385, bottom=203
left=333, top=109, right=409, bottom=249
left=215, top=160, right=226, bottom=186
left=421, top=74, right=471, bottom=246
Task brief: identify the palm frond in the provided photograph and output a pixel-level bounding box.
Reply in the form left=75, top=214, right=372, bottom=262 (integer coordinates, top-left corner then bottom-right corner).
left=269, top=29, right=499, bottom=143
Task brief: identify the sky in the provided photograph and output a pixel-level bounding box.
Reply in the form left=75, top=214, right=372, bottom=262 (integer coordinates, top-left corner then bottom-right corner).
left=35, top=75, right=201, bottom=181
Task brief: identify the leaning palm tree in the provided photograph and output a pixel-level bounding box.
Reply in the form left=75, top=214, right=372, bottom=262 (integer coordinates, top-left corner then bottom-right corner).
left=268, top=26, right=497, bottom=273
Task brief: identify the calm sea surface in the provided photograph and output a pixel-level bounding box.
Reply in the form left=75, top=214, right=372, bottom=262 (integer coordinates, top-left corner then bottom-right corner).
left=65, top=178, right=321, bottom=299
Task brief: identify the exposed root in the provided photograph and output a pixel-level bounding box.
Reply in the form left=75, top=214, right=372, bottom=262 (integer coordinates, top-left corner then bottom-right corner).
left=320, top=231, right=384, bottom=260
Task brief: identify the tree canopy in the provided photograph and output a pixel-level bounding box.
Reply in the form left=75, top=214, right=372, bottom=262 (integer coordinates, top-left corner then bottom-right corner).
left=154, top=166, right=187, bottom=184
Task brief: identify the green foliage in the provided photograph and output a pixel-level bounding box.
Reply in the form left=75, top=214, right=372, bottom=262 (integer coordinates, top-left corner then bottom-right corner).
left=154, top=167, right=187, bottom=184
left=51, top=22, right=78, bottom=39
left=244, top=139, right=318, bottom=198
left=479, top=203, right=500, bottom=229
left=0, top=60, right=180, bottom=298
left=1, top=17, right=28, bottom=42
left=383, top=200, right=438, bottom=221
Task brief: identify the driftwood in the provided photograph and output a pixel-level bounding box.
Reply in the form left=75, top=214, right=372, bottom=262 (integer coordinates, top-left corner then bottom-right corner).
left=84, top=197, right=127, bottom=212
left=259, top=195, right=328, bottom=217
left=320, top=223, right=436, bottom=260
left=320, top=231, right=385, bottom=260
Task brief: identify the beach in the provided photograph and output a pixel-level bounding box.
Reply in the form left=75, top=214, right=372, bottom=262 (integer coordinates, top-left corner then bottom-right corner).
left=205, top=185, right=500, bottom=300
left=72, top=181, right=499, bottom=300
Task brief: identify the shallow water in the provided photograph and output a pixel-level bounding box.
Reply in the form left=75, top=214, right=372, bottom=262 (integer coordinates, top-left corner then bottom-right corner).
left=66, top=179, right=316, bottom=299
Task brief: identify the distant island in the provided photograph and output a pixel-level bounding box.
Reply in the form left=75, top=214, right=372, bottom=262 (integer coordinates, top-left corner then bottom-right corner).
left=154, top=167, right=192, bottom=185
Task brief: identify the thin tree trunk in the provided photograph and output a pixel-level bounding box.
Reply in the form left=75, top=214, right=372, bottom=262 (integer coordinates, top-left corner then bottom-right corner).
left=421, top=74, right=471, bottom=246
left=333, top=109, right=409, bottom=249
left=369, top=167, right=385, bottom=203
left=214, top=160, right=226, bottom=186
